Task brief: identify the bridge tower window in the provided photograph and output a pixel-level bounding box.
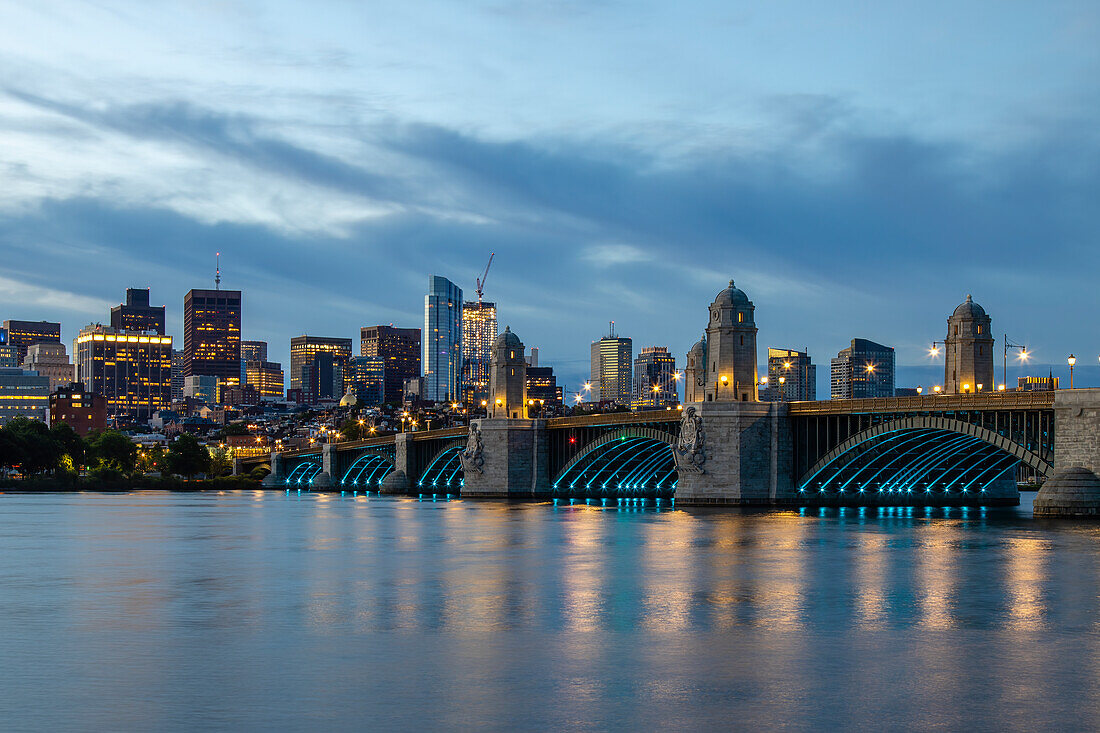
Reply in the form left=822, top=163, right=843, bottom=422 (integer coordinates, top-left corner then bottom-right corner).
left=738, top=312, right=744, bottom=323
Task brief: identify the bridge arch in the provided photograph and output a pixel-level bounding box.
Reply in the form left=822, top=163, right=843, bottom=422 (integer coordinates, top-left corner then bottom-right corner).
left=286, top=461, right=323, bottom=486
left=340, top=451, right=396, bottom=488
left=417, top=441, right=465, bottom=490
left=798, top=416, right=1052, bottom=496
left=553, top=428, right=677, bottom=498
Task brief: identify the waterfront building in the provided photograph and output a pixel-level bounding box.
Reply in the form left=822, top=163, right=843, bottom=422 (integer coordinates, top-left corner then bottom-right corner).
left=289, top=336, right=351, bottom=396
left=1019, top=375, right=1059, bottom=391
left=692, top=280, right=759, bottom=402
left=461, top=300, right=496, bottom=405
left=632, top=346, right=678, bottom=409
left=3, top=320, right=61, bottom=362
left=244, top=360, right=284, bottom=399
left=110, top=288, right=165, bottom=335
left=73, top=325, right=173, bottom=421
left=424, top=275, right=463, bottom=402
left=0, top=328, right=19, bottom=368
left=0, top=368, right=50, bottom=425
left=831, top=338, right=895, bottom=399
left=761, top=348, right=816, bottom=402
left=183, top=289, right=242, bottom=388
left=590, top=324, right=632, bottom=404
left=526, top=366, right=562, bottom=409
left=347, top=356, right=385, bottom=405
left=170, top=349, right=185, bottom=401
left=22, top=342, right=75, bottom=391
left=49, top=382, right=107, bottom=436
left=361, top=325, right=421, bottom=404
left=183, top=375, right=218, bottom=404
left=489, top=327, right=526, bottom=419
left=945, top=294, right=995, bottom=394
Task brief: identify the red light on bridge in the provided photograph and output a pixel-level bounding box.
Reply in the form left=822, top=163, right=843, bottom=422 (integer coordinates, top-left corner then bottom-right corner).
left=569, top=437, right=576, bottom=444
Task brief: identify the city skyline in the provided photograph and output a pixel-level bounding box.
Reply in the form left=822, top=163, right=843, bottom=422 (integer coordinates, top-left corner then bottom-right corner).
left=3, top=3, right=1100, bottom=398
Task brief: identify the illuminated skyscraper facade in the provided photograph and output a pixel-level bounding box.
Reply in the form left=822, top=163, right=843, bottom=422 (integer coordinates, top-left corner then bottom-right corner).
left=245, top=360, right=284, bottom=399
left=361, top=326, right=420, bottom=404
left=110, top=288, right=165, bottom=335
left=631, top=346, right=677, bottom=409
left=74, top=325, right=173, bottom=420
left=589, top=325, right=632, bottom=404
left=0, top=328, right=19, bottom=368
left=461, top=300, right=497, bottom=404
left=761, top=348, right=816, bottom=402
left=3, top=320, right=61, bottom=362
left=831, top=338, right=895, bottom=399
left=183, top=289, right=241, bottom=387
left=289, top=336, right=351, bottom=394
left=424, top=275, right=463, bottom=402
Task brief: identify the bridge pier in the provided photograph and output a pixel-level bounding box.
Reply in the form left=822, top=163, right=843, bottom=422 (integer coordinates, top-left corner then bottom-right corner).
left=1037, top=389, right=1100, bottom=516
left=461, top=418, right=549, bottom=499
left=310, top=443, right=335, bottom=488
left=675, top=401, right=794, bottom=506
left=379, top=433, right=412, bottom=494
left=261, top=451, right=285, bottom=487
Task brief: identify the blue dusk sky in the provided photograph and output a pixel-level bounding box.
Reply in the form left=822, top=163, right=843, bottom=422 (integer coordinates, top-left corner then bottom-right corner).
left=1, top=1, right=1099, bottom=394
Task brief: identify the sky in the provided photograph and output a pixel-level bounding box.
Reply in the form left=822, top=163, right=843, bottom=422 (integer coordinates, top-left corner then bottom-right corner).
left=2, top=0, right=1099, bottom=395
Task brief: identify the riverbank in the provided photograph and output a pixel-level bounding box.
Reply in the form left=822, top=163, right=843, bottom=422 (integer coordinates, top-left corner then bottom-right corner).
left=0, top=475, right=261, bottom=492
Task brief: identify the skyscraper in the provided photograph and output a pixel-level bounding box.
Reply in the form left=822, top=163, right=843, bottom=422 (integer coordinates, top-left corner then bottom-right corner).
left=347, top=356, right=385, bottom=405
left=360, top=325, right=420, bottom=404
left=170, top=349, right=185, bottom=401
left=461, top=300, right=497, bottom=404
left=0, top=328, right=18, bottom=368
left=424, top=275, right=463, bottom=402
left=944, top=295, right=994, bottom=394
left=632, top=346, right=677, bottom=409
left=761, top=348, right=816, bottom=402
left=240, top=340, right=268, bottom=363
left=244, top=360, right=284, bottom=399
left=22, top=342, right=75, bottom=391
left=110, top=288, right=165, bottom=334
left=183, top=289, right=241, bottom=386
left=831, top=338, right=895, bottom=399
left=590, top=323, right=632, bottom=404
left=3, top=320, right=61, bottom=362
left=289, top=336, right=352, bottom=394
left=74, top=325, right=173, bottom=420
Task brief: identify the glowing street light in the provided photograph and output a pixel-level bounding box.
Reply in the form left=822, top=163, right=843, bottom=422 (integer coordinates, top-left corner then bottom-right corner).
left=1069, top=354, right=1077, bottom=389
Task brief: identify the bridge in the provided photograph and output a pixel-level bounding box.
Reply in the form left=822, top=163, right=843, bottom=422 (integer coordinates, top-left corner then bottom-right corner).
left=236, top=388, right=1097, bottom=508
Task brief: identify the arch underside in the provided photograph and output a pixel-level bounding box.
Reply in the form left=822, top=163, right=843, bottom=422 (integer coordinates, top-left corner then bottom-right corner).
left=799, top=426, right=1040, bottom=498
left=417, top=444, right=464, bottom=490
left=553, top=433, right=677, bottom=498
left=286, top=461, right=323, bottom=485
left=340, top=452, right=395, bottom=488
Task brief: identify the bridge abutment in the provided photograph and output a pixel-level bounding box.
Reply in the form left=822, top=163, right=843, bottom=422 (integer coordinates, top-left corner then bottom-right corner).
left=310, top=443, right=335, bottom=488
left=675, top=401, right=794, bottom=506
left=261, top=451, right=285, bottom=487
left=1038, top=389, right=1100, bottom=516
left=461, top=418, right=549, bottom=499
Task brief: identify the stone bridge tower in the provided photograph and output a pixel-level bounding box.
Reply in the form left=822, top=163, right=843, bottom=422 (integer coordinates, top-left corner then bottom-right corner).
left=685, top=333, right=707, bottom=403
left=945, top=295, right=994, bottom=394
left=489, top=326, right=527, bottom=419
left=704, top=280, right=758, bottom=402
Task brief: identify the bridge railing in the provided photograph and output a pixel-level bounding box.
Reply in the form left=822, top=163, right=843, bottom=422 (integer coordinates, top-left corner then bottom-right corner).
left=788, top=391, right=1056, bottom=415
left=547, top=411, right=681, bottom=429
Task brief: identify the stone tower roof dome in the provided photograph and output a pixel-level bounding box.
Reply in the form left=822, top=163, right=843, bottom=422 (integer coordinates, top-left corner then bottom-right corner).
left=952, top=294, right=987, bottom=319
left=495, top=325, right=522, bottom=350
left=713, top=279, right=751, bottom=307
left=688, top=334, right=707, bottom=357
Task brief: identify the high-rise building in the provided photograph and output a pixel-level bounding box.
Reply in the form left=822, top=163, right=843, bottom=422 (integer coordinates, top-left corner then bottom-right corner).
left=240, top=340, right=267, bottom=362
left=183, top=289, right=241, bottom=387
left=761, top=348, right=816, bottom=402
left=526, top=366, right=563, bottom=408
left=50, top=382, right=107, bottom=436
left=299, top=352, right=344, bottom=404
left=244, top=360, right=284, bottom=399
left=347, top=356, right=385, bottom=406
left=831, top=338, right=895, bottom=399
left=0, top=328, right=20, bottom=368
left=183, top=375, right=219, bottom=404
left=3, top=320, right=61, bottom=362
left=170, top=349, right=185, bottom=401
left=22, top=342, right=75, bottom=391
left=424, top=276, right=463, bottom=402
left=361, top=325, right=420, bottom=404
left=632, top=346, right=678, bottom=409
left=590, top=323, right=632, bottom=404
left=289, top=336, right=351, bottom=394
left=110, top=288, right=165, bottom=335
left=461, top=300, right=497, bottom=405
left=944, top=294, right=994, bottom=394
left=74, top=325, right=173, bottom=421
left=0, top=368, right=50, bottom=425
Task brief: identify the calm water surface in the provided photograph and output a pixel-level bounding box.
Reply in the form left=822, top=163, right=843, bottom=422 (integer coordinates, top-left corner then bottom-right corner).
left=1, top=491, right=1099, bottom=731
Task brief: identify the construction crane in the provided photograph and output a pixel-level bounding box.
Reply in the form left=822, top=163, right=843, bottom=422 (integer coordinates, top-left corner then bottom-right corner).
left=475, top=252, right=495, bottom=305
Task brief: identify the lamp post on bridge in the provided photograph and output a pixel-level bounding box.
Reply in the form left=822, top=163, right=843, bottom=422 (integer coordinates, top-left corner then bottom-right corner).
left=1003, top=336, right=1028, bottom=392
left=1069, top=354, right=1076, bottom=389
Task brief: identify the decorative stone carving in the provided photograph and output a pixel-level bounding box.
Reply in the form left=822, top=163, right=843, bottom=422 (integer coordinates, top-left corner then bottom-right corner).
left=674, top=406, right=706, bottom=474
left=461, top=423, right=485, bottom=474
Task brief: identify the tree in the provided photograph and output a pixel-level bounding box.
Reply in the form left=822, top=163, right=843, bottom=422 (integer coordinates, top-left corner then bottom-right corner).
left=50, top=422, right=87, bottom=469
left=4, top=417, right=62, bottom=475
left=208, top=445, right=233, bottom=477
left=166, top=434, right=210, bottom=480
left=88, top=431, right=138, bottom=473
left=136, top=445, right=165, bottom=474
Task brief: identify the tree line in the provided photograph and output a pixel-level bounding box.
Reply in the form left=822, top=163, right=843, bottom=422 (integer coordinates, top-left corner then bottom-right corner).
left=0, top=416, right=232, bottom=481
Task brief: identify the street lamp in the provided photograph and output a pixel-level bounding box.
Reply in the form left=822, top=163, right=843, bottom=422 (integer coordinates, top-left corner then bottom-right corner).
left=1003, top=335, right=1027, bottom=393
left=717, top=374, right=728, bottom=399
left=933, top=385, right=942, bottom=394
left=916, top=385, right=923, bottom=395
left=778, top=375, right=786, bottom=402
left=1069, top=354, right=1076, bottom=389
